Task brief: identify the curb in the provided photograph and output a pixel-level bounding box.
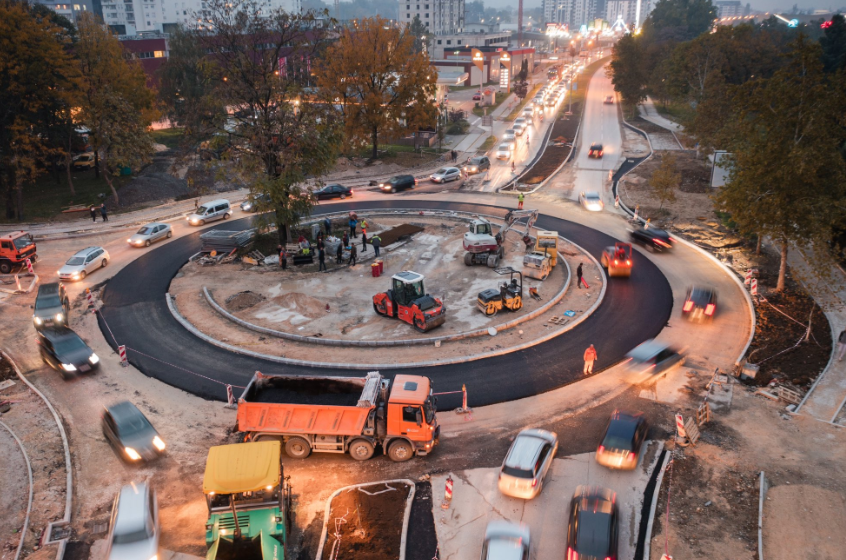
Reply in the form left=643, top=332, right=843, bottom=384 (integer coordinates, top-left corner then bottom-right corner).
left=314, top=480, right=416, bottom=560
left=642, top=447, right=671, bottom=560
left=758, top=471, right=768, bottom=560
left=793, top=309, right=839, bottom=416
left=0, top=420, right=34, bottom=560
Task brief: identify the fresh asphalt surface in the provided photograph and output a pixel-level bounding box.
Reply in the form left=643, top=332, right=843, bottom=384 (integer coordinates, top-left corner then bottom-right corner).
left=99, top=200, right=672, bottom=408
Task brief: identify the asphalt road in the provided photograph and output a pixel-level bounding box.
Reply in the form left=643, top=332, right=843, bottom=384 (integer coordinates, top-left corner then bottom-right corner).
left=99, top=200, right=673, bottom=408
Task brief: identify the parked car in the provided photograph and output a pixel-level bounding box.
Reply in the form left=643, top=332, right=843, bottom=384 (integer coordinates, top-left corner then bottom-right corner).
left=379, top=174, right=417, bottom=193
left=71, top=153, right=96, bottom=171
left=105, top=482, right=160, bottom=560
left=463, top=157, right=491, bottom=175
left=596, top=410, right=648, bottom=470
left=314, top=184, right=354, bottom=200
left=588, top=142, right=604, bottom=158
left=682, top=286, right=717, bottom=322
left=430, top=167, right=462, bottom=183
left=495, top=144, right=513, bottom=160
left=473, top=91, right=482, bottom=100
left=186, top=199, right=231, bottom=226
left=33, top=282, right=69, bottom=329
left=57, top=246, right=110, bottom=281
left=481, top=521, right=531, bottom=560
left=240, top=193, right=271, bottom=212
left=625, top=339, right=684, bottom=375
left=127, top=222, right=172, bottom=248
left=498, top=429, right=558, bottom=499
left=567, top=486, right=619, bottom=560
left=36, top=327, right=99, bottom=377
left=604, top=95, right=614, bottom=104
left=102, top=401, right=167, bottom=463
left=579, top=191, right=604, bottom=212
left=629, top=225, right=674, bottom=252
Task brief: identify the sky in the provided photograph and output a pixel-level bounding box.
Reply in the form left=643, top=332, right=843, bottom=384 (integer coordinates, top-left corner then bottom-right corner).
left=480, top=0, right=844, bottom=15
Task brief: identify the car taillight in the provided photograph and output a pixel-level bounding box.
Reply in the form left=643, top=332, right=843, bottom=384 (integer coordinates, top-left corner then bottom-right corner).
left=613, top=259, right=618, bottom=265
left=705, top=303, right=715, bottom=316
left=597, top=445, right=605, bottom=454
left=349, top=190, right=354, bottom=194
left=567, top=547, right=578, bottom=560
left=653, top=238, right=670, bottom=247
left=683, top=300, right=694, bottom=312
left=531, top=478, right=538, bottom=487
left=628, top=452, right=636, bottom=461
left=626, top=260, right=631, bottom=265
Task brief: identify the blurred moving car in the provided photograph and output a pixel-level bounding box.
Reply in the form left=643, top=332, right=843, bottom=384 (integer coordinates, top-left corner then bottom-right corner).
left=379, top=175, right=417, bottom=193
left=430, top=167, right=462, bottom=183
left=682, top=286, right=717, bottom=322
left=522, top=106, right=534, bottom=120
left=186, top=199, right=231, bottom=226
left=71, top=153, right=96, bottom=170
left=58, top=246, right=110, bottom=281
left=567, top=486, right=619, bottom=560
left=495, top=144, right=513, bottom=160
left=314, top=184, right=353, bottom=200
left=102, top=401, right=167, bottom=463
left=629, top=225, right=674, bottom=252
left=498, top=429, right=558, bottom=499
left=33, top=282, right=69, bottom=329
left=463, top=156, right=491, bottom=175
left=596, top=410, right=648, bottom=470
left=588, top=142, right=604, bottom=158
left=604, top=95, right=614, bottom=104
left=513, top=119, right=527, bottom=135
left=240, top=192, right=271, bottom=212
left=579, top=191, right=604, bottom=212
left=36, top=327, right=99, bottom=377
left=105, top=482, right=159, bottom=560
left=127, top=222, right=172, bottom=247
left=481, top=521, right=531, bottom=560
left=625, top=339, right=684, bottom=375
left=503, top=129, right=517, bottom=144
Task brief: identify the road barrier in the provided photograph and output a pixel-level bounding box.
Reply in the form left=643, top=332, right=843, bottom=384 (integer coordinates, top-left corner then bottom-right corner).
left=433, top=386, right=472, bottom=417
left=118, top=345, right=127, bottom=367
left=226, top=385, right=236, bottom=409
left=751, top=278, right=759, bottom=298
left=25, top=258, right=33, bottom=274
left=85, top=288, right=95, bottom=308
left=441, top=475, right=454, bottom=510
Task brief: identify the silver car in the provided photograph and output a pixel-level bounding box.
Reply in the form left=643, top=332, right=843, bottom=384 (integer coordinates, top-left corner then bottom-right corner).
left=430, top=167, right=461, bottom=183
left=513, top=118, right=527, bottom=135
left=495, top=144, right=512, bottom=160
left=57, top=246, right=110, bottom=281
left=503, top=129, right=517, bottom=144
left=481, top=521, right=530, bottom=560
left=498, top=428, right=558, bottom=499
left=105, top=482, right=159, bottom=560
left=127, top=222, right=172, bottom=247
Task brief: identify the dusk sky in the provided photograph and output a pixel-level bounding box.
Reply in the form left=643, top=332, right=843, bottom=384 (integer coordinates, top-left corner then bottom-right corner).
left=484, top=0, right=843, bottom=15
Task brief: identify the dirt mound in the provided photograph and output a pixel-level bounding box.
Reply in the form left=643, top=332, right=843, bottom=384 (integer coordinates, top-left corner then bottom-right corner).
left=225, top=291, right=265, bottom=312
left=377, top=223, right=425, bottom=246
left=271, top=292, right=327, bottom=318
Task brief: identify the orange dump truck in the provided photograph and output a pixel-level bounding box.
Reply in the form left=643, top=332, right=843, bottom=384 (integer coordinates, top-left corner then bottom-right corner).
left=0, top=231, right=37, bottom=274
left=237, top=371, right=439, bottom=462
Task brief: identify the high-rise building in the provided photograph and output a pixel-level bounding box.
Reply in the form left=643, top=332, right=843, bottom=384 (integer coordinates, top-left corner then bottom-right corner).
left=714, top=0, right=742, bottom=17
left=30, top=0, right=97, bottom=24
left=543, top=0, right=597, bottom=30
left=605, top=0, right=651, bottom=27
left=399, top=0, right=464, bottom=35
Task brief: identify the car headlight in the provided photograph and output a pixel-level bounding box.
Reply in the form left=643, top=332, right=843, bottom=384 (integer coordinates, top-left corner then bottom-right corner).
left=124, top=447, right=142, bottom=461
left=127, top=239, right=132, bottom=243
left=55, top=313, right=63, bottom=323
left=71, top=273, right=79, bottom=279
left=153, top=436, right=166, bottom=451
left=61, top=363, right=77, bottom=372
left=149, top=555, right=158, bottom=560
left=34, top=317, right=43, bottom=325
left=88, top=353, right=99, bottom=364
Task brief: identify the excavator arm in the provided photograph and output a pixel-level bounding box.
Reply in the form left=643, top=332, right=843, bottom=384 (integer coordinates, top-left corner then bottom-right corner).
left=498, top=209, right=539, bottom=242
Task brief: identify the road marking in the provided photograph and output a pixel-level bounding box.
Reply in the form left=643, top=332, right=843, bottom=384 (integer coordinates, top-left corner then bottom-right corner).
left=471, top=118, right=480, bottom=126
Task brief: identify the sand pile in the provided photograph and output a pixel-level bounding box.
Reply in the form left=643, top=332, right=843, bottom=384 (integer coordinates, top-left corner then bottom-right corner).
left=225, top=291, right=265, bottom=312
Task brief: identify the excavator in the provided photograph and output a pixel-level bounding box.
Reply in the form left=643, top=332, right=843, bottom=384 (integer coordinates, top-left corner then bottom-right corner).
left=462, top=209, right=539, bottom=267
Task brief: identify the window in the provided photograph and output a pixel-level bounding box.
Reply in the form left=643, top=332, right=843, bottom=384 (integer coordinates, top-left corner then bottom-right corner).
left=457, top=40, right=462, bottom=44
left=406, top=13, right=410, bottom=18
left=425, top=12, right=429, bottom=17
left=406, top=3, right=409, bottom=7
left=425, top=3, right=428, bottom=6
left=437, top=39, right=441, bottom=44
left=154, top=50, right=164, bottom=57
left=402, top=406, right=420, bottom=423
left=446, top=39, right=450, bottom=44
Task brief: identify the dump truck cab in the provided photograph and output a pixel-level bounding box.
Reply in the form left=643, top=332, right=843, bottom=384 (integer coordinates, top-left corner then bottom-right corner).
left=385, top=374, right=439, bottom=460
left=0, top=230, right=37, bottom=274
left=533, top=231, right=559, bottom=267
left=203, top=441, right=288, bottom=560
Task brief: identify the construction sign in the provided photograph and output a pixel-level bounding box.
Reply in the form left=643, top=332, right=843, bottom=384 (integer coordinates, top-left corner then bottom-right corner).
left=471, top=48, right=485, bottom=72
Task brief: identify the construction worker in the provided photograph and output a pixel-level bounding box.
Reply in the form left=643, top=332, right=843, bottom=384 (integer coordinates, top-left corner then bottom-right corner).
left=576, top=263, right=584, bottom=288
left=348, top=216, right=358, bottom=239
left=371, top=235, right=382, bottom=257
left=583, top=344, right=597, bottom=375
left=361, top=230, right=368, bottom=252
left=349, top=243, right=357, bottom=266
left=360, top=218, right=368, bottom=234
left=318, top=246, right=326, bottom=272
left=278, top=245, right=287, bottom=270
left=511, top=161, right=516, bottom=173
left=323, top=217, right=332, bottom=235
left=518, top=192, right=524, bottom=210
left=336, top=242, right=343, bottom=264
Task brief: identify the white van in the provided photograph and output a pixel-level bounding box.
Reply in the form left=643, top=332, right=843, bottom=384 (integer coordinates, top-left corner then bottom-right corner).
left=186, top=199, right=231, bottom=226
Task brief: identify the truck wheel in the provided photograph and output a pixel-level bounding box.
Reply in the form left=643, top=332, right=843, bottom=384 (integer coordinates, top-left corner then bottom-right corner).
left=349, top=439, right=375, bottom=461
left=0, top=262, right=10, bottom=274
left=464, top=253, right=473, bottom=266
left=285, top=437, right=311, bottom=459
left=373, top=302, right=387, bottom=316
left=388, top=440, right=413, bottom=462
left=486, top=254, right=498, bottom=268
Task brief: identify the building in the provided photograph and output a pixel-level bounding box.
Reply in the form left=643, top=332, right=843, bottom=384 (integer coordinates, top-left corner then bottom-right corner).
left=605, top=0, right=651, bottom=27
left=432, top=45, right=534, bottom=87
left=714, top=0, right=743, bottom=18
left=399, top=0, right=464, bottom=35
left=430, top=30, right=508, bottom=59
left=30, top=0, right=96, bottom=24
left=544, top=0, right=597, bottom=30
left=119, top=34, right=169, bottom=85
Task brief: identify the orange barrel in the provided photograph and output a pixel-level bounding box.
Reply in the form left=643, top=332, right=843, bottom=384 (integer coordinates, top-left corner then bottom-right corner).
left=371, top=263, right=379, bottom=277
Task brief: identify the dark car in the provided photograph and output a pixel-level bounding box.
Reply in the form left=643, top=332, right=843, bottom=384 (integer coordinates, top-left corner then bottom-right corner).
left=588, top=142, right=604, bottom=158
left=567, top=486, right=618, bottom=560
left=33, top=282, right=69, bottom=330
left=683, top=286, right=717, bottom=322
left=625, top=339, right=684, bottom=375
left=629, top=225, right=674, bottom=252
left=240, top=193, right=271, bottom=212
left=102, top=401, right=166, bottom=463
left=36, top=327, right=99, bottom=378
left=379, top=175, right=417, bottom=193
left=596, top=410, right=648, bottom=470
left=463, top=156, right=491, bottom=175
left=314, top=184, right=353, bottom=200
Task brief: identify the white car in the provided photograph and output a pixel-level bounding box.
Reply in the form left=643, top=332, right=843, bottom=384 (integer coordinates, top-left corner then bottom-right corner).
left=495, top=144, right=512, bottom=160
left=481, top=521, right=531, bottom=560
left=580, top=191, right=604, bottom=211
left=430, top=167, right=461, bottom=183
left=522, top=107, right=534, bottom=119
left=503, top=129, right=517, bottom=144
left=498, top=429, right=558, bottom=499
left=513, top=118, right=527, bottom=135
left=105, top=483, right=159, bottom=560
left=58, top=247, right=110, bottom=281
left=127, top=222, right=172, bottom=247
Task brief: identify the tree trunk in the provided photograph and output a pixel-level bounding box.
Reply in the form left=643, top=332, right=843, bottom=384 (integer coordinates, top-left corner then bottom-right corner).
left=756, top=234, right=762, bottom=255
left=372, top=128, right=378, bottom=160
left=101, top=155, right=120, bottom=206
left=275, top=204, right=289, bottom=246
left=94, top=150, right=100, bottom=179
left=66, top=135, right=75, bottom=195
left=14, top=169, right=24, bottom=222
left=776, top=241, right=788, bottom=292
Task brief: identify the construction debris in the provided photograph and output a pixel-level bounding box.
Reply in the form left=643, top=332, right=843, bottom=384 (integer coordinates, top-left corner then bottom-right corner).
left=200, top=229, right=256, bottom=253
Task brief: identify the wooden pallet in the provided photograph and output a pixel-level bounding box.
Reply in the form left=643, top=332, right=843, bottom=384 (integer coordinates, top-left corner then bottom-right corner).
left=548, top=316, right=569, bottom=325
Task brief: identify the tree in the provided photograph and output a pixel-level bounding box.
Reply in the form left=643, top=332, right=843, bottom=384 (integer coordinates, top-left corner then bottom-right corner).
left=76, top=12, right=156, bottom=205
left=715, top=36, right=846, bottom=291
left=315, top=16, right=437, bottom=160
left=610, top=34, right=648, bottom=114
left=820, top=14, right=846, bottom=73
left=644, top=0, right=717, bottom=40
left=408, top=15, right=429, bottom=54
left=649, top=153, right=679, bottom=210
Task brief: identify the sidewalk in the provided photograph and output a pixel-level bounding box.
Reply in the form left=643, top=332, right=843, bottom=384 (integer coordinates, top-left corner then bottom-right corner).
left=637, top=97, right=684, bottom=133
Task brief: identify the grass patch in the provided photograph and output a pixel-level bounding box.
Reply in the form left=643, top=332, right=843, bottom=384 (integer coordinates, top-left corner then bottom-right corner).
left=150, top=128, right=185, bottom=149
left=479, top=135, right=498, bottom=151
left=447, top=119, right=471, bottom=134
left=472, top=92, right=508, bottom=118
left=715, top=210, right=737, bottom=229
left=505, top=84, right=542, bottom=121
left=654, top=101, right=695, bottom=126
left=447, top=84, right=479, bottom=92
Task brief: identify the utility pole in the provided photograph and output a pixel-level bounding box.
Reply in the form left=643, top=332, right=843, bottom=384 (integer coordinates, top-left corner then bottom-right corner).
left=518, top=0, right=523, bottom=45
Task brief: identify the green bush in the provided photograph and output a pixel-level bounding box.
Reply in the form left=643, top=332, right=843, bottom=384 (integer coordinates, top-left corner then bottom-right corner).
left=447, top=119, right=470, bottom=135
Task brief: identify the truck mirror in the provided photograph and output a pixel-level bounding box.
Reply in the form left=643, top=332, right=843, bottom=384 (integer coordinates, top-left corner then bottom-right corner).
left=415, top=409, right=423, bottom=426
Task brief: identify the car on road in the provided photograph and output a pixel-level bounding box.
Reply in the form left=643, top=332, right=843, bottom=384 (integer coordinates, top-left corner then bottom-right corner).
left=186, top=198, right=231, bottom=226
left=58, top=246, right=110, bottom=281
left=625, top=339, right=684, bottom=375
left=498, top=428, right=558, bottom=499
left=473, top=91, right=482, bottom=100
left=596, top=410, right=649, bottom=470
left=430, top=167, right=461, bottom=183
left=682, top=286, right=717, bottom=322
left=567, top=486, right=619, bottom=560
left=513, top=118, right=527, bottom=135
left=481, top=521, right=531, bottom=560
left=495, top=143, right=513, bottom=160
left=588, top=142, right=604, bottom=158
left=127, top=222, right=172, bottom=248
left=604, top=95, right=614, bottom=104
left=579, top=191, right=604, bottom=211
left=36, top=326, right=99, bottom=377
left=105, top=482, right=160, bottom=560
left=379, top=174, right=417, bottom=193
left=629, top=225, right=674, bottom=252
left=240, top=192, right=271, bottom=212
left=463, top=156, right=491, bottom=175
left=503, top=129, right=517, bottom=144
left=102, top=401, right=167, bottom=463
left=71, top=153, right=96, bottom=171
left=522, top=106, right=534, bottom=119
left=314, top=183, right=354, bottom=200
left=33, top=282, right=69, bottom=329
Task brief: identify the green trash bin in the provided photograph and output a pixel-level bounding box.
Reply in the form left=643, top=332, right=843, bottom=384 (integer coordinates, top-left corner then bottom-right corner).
left=120, top=166, right=131, bottom=176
